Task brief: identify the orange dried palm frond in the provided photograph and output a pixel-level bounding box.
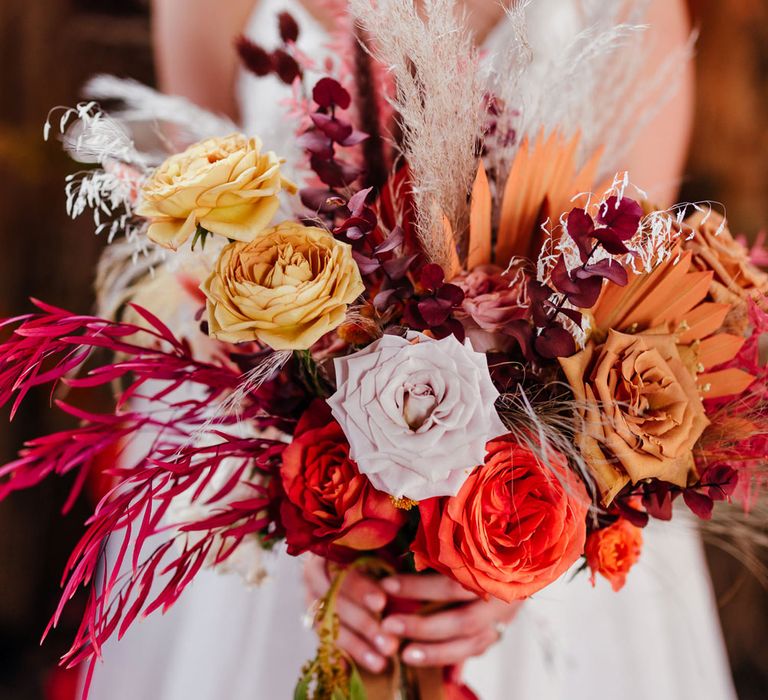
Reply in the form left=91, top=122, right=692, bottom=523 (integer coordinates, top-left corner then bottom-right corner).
left=467, top=161, right=492, bottom=269
left=440, top=214, right=462, bottom=280
left=493, top=129, right=602, bottom=266
left=696, top=333, right=746, bottom=370
left=698, top=368, right=757, bottom=400
left=592, top=247, right=756, bottom=399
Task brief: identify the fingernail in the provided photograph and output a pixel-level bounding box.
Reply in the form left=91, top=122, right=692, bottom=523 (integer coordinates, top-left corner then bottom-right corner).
left=381, top=578, right=400, bottom=594
left=364, top=593, right=385, bottom=612
left=403, top=647, right=426, bottom=665
left=374, top=633, right=395, bottom=653
left=364, top=651, right=385, bottom=672
left=381, top=617, right=405, bottom=635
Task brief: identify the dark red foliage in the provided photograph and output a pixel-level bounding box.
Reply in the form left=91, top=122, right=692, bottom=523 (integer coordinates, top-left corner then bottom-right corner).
left=272, top=49, right=302, bottom=84
left=300, top=78, right=369, bottom=219
left=277, top=11, right=300, bottom=43
left=534, top=324, right=576, bottom=359
left=312, top=77, right=352, bottom=110
left=235, top=36, right=274, bottom=77
left=641, top=483, right=676, bottom=521
left=596, top=196, right=644, bottom=240
left=401, top=264, right=466, bottom=341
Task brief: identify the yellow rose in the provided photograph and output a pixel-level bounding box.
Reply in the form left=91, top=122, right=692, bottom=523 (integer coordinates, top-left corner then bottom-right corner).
left=137, top=134, right=296, bottom=250
left=201, top=221, right=365, bottom=350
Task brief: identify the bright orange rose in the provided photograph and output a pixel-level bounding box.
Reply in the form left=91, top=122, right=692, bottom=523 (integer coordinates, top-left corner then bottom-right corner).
left=585, top=518, right=643, bottom=592
left=280, top=401, right=406, bottom=561
left=411, top=436, right=590, bottom=602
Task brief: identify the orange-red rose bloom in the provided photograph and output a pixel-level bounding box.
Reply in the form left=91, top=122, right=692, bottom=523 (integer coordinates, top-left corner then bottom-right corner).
left=585, top=518, right=643, bottom=592
left=412, top=437, right=590, bottom=602
left=280, top=401, right=406, bottom=561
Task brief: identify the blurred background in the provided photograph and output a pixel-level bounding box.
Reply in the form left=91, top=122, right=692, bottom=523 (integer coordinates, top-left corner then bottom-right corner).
left=0, top=0, right=766, bottom=698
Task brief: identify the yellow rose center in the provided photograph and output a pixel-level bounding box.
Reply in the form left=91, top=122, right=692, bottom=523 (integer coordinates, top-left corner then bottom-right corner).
left=261, top=244, right=317, bottom=288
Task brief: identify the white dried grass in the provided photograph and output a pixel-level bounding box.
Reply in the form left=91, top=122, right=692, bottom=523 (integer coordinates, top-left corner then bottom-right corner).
left=489, top=0, right=693, bottom=183
left=348, top=0, right=485, bottom=270
left=84, top=75, right=238, bottom=153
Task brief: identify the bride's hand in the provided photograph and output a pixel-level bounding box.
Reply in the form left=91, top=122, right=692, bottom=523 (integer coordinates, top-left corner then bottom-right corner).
left=303, top=555, right=398, bottom=673
left=378, top=573, right=522, bottom=668
left=303, top=557, right=521, bottom=672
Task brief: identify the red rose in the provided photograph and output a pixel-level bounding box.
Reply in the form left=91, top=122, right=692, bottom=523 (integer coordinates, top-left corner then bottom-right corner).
left=280, top=401, right=406, bottom=560
left=585, top=518, right=643, bottom=592
left=412, top=436, right=589, bottom=602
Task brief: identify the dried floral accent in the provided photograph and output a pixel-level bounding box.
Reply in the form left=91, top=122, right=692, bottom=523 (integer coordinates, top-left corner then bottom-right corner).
left=528, top=196, right=640, bottom=359
left=684, top=210, right=768, bottom=331
left=348, top=0, right=484, bottom=274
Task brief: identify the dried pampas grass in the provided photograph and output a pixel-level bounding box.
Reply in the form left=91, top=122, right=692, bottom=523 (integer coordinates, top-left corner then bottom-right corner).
left=348, top=0, right=484, bottom=272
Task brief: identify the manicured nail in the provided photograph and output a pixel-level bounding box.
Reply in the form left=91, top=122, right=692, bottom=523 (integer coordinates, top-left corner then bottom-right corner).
left=364, top=651, right=385, bottom=672
left=381, top=578, right=400, bottom=594
left=403, top=647, right=426, bottom=665
left=364, top=592, right=385, bottom=612
left=374, top=633, right=395, bottom=653
left=382, top=617, right=406, bottom=635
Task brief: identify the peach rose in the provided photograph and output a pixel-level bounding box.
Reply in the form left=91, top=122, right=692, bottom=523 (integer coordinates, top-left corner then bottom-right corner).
left=685, top=211, right=768, bottom=324
left=585, top=518, right=643, bottom=592
left=201, top=221, right=364, bottom=350
left=137, top=134, right=296, bottom=249
left=560, top=329, right=710, bottom=504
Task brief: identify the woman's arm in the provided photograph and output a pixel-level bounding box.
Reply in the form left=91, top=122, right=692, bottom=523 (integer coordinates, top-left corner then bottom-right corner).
left=623, top=0, right=694, bottom=205
left=150, top=0, right=256, bottom=120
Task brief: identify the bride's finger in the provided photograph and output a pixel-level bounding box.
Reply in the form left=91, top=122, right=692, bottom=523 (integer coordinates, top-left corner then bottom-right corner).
left=400, top=629, right=499, bottom=667
left=338, top=626, right=387, bottom=674
left=381, top=601, right=489, bottom=641
left=339, top=569, right=387, bottom=613
left=381, top=574, right=477, bottom=602
left=336, top=596, right=398, bottom=656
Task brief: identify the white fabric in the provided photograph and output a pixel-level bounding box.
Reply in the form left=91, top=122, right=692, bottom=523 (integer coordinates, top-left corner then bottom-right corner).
left=86, top=1, right=736, bottom=698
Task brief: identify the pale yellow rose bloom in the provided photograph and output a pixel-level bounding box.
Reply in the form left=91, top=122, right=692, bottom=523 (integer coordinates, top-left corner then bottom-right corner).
left=137, top=134, right=296, bottom=250
left=201, top=221, right=365, bottom=350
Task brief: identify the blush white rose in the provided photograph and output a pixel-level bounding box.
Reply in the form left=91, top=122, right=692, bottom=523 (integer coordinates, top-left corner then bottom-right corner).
left=327, top=332, right=507, bottom=501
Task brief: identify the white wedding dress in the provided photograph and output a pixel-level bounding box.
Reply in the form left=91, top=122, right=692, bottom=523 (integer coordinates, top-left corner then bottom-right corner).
left=85, top=1, right=737, bottom=699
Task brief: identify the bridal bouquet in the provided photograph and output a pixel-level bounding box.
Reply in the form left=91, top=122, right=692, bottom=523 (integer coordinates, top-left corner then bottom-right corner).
left=1, top=2, right=766, bottom=699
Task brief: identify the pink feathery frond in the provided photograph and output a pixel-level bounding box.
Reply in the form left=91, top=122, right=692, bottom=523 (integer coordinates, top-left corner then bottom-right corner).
left=0, top=301, right=287, bottom=693
left=62, top=432, right=284, bottom=694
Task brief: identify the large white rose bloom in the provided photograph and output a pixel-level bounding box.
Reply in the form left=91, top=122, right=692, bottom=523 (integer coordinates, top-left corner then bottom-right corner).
left=328, top=332, right=507, bottom=501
